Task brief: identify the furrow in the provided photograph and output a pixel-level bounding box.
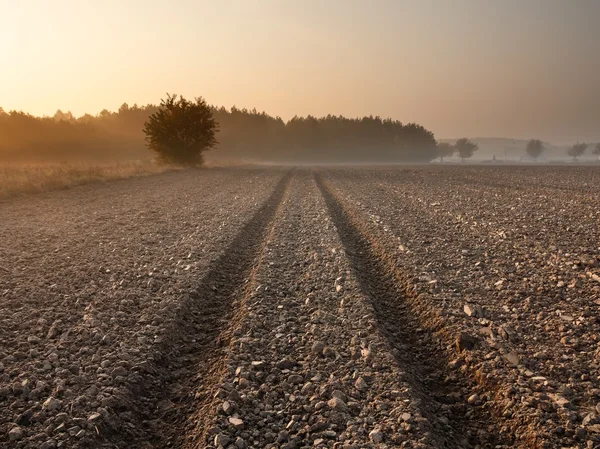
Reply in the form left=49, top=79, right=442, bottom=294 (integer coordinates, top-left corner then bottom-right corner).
left=195, top=171, right=460, bottom=448
left=315, top=173, right=508, bottom=448
left=99, top=170, right=293, bottom=448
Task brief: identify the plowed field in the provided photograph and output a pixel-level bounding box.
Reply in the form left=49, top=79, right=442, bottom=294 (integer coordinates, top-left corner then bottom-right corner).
left=2, top=166, right=599, bottom=448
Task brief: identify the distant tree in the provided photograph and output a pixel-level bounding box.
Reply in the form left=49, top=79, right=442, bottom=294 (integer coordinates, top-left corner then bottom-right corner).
left=143, top=94, right=218, bottom=166
left=593, top=143, right=600, bottom=160
left=525, top=139, right=544, bottom=161
left=455, top=138, right=478, bottom=162
left=567, top=142, right=588, bottom=161
left=436, top=142, right=454, bottom=163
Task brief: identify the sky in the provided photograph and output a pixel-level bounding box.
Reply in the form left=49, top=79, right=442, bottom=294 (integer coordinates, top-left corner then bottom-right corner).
left=1, top=0, right=599, bottom=143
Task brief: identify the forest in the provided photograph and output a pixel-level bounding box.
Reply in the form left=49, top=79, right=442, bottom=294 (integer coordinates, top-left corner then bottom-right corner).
left=0, top=103, right=438, bottom=163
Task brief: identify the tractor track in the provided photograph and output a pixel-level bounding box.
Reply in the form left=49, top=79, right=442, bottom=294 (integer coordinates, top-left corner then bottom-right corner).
left=100, top=170, right=293, bottom=448
left=315, top=173, right=507, bottom=448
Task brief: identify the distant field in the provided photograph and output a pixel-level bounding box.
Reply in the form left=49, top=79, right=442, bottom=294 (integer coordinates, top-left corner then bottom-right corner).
left=0, top=161, right=171, bottom=198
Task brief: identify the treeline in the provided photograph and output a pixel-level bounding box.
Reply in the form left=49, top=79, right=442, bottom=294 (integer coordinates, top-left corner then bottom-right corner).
left=0, top=104, right=437, bottom=163
left=0, top=105, right=152, bottom=162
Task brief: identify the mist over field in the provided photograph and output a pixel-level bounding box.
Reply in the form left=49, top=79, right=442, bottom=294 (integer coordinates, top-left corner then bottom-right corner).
left=438, top=138, right=600, bottom=163
left=2, top=106, right=599, bottom=165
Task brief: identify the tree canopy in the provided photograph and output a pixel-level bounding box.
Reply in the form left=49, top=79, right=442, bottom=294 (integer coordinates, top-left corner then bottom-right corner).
left=455, top=138, right=478, bottom=162
left=567, top=142, right=588, bottom=160
left=212, top=109, right=438, bottom=162
left=526, top=139, right=544, bottom=160
left=143, top=94, right=218, bottom=166
left=436, top=142, right=454, bottom=162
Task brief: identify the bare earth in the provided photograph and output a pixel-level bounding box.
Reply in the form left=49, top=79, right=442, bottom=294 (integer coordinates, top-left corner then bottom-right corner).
left=1, top=166, right=599, bottom=449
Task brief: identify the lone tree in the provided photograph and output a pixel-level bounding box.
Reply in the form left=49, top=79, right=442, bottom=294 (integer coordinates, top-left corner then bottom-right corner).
left=455, top=138, right=478, bottom=162
left=593, top=143, right=600, bottom=160
left=437, top=142, right=455, bottom=163
left=567, top=142, right=587, bottom=161
left=143, top=94, right=218, bottom=166
left=526, top=139, right=544, bottom=161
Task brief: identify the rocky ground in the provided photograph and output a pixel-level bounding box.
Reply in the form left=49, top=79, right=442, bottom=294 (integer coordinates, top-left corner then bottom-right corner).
left=0, top=168, right=286, bottom=448
left=324, top=166, right=600, bottom=448
left=1, top=166, right=599, bottom=448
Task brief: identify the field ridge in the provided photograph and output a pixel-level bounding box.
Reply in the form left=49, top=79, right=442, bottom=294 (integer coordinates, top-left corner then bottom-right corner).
left=95, top=170, right=293, bottom=448
left=315, top=172, right=510, bottom=448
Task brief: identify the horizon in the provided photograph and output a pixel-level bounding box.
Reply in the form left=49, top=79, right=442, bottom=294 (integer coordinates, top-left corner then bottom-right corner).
left=1, top=0, right=599, bottom=143
left=3, top=102, right=597, bottom=147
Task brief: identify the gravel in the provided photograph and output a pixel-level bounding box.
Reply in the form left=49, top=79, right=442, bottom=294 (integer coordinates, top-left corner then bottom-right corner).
left=199, top=172, right=435, bottom=448
left=0, top=168, right=285, bottom=448
left=324, top=165, right=600, bottom=448
left=2, top=165, right=598, bottom=448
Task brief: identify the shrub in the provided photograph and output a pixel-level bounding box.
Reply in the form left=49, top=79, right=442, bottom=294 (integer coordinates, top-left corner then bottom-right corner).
left=143, top=94, right=218, bottom=166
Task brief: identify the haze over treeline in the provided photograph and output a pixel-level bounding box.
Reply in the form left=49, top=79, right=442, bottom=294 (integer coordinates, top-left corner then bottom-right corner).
left=3, top=2, right=600, bottom=143
left=0, top=104, right=437, bottom=163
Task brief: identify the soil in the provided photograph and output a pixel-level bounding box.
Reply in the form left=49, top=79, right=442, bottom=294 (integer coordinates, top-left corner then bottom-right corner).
left=1, top=166, right=599, bottom=448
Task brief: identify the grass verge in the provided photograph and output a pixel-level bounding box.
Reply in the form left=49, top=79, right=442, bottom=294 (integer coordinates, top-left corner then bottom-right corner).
left=0, top=161, right=174, bottom=199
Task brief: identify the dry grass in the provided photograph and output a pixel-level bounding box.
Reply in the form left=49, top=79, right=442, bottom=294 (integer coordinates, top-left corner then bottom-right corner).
left=0, top=161, right=173, bottom=199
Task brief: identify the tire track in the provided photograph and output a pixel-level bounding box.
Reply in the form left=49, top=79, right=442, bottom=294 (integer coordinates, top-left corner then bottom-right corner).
left=102, top=170, right=293, bottom=448
left=315, top=173, right=506, bottom=449
left=324, top=168, right=591, bottom=447
left=195, top=171, right=439, bottom=448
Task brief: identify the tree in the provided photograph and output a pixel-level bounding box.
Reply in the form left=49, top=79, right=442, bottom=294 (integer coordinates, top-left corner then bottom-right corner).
left=567, top=142, right=587, bottom=161
left=455, top=138, right=478, bottom=162
left=593, top=143, right=600, bottom=160
left=53, top=110, right=75, bottom=122
left=436, top=142, right=454, bottom=163
left=143, top=94, right=218, bottom=166
left=525, top=139, right=544, bottom=161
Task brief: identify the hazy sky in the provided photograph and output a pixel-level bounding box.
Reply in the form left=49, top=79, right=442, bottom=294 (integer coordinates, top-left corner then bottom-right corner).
left=1, top=0, right=599, bottom=142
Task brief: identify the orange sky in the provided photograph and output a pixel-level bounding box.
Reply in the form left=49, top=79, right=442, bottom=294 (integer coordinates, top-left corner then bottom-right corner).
left=1, top=0, right=599, bottom=142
